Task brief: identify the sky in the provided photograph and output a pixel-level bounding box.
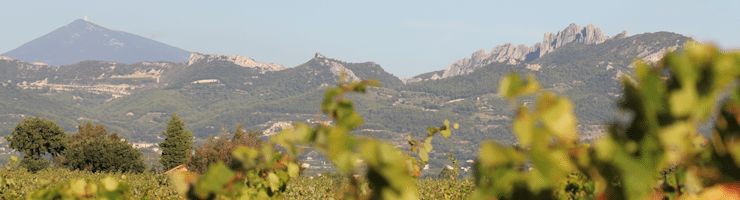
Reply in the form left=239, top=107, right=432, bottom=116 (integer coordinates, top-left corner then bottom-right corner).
left=1, top=0, right=738, bottom=78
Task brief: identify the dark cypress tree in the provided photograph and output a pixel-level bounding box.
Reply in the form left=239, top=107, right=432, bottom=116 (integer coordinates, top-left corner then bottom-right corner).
left=159, top=113, right=193, bottom=170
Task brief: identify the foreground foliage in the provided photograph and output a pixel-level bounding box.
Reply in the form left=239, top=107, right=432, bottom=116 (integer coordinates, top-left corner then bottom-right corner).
left=0, top=164, right=477, bottom=199
left=471, top=41, right=740, bottom=199
left=0, top=166, right=179, bottom=199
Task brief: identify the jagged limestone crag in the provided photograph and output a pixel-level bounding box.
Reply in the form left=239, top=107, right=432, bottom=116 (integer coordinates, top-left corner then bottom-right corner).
left=435, top=24, right=618, bottom=81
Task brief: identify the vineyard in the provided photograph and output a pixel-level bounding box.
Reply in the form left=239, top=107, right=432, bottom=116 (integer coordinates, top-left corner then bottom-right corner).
left=0, top=167, right=475, bottom=199
left=2, top=42, right=740, bottom=199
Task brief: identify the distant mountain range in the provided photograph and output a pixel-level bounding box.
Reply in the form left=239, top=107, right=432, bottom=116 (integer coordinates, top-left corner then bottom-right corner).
left=2, top=19, right=191, bottom=66
left=0, top=20, right=689, bottom=169
left=402, top=24, right=633, bottom=83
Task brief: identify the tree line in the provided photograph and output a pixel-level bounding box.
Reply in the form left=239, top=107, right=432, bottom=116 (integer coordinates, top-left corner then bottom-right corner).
left=4, top=113, right=264, bottom=174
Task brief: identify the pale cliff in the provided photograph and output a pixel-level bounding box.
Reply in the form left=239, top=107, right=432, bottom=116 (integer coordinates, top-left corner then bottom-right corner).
left=187, top=53, right=288, bottom=73
left=437, top=23, right=620, bottom=80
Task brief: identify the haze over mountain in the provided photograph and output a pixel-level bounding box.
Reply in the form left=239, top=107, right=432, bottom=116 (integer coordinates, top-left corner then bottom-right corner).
left=2, top=19, right=191, bottom=66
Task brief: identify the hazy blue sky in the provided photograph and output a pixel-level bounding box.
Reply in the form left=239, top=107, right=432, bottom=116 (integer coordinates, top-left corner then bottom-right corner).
left=1, top=0, right=738, bottom=78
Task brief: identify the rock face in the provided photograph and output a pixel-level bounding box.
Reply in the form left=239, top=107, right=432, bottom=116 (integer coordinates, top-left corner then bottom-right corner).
left=0, top=55, right=15, bottom=61
left=612, top=30, right=629, bottom=40
left=2, top=19, right=191, bottom=65
left=311, top=53, right=360, bottom=81
left=401, top=70, right=444, bottom=84
left=315, top=52, right=325, bottom=59
left=187, top=53, right=287, bottom=73
left=438, top=24, right=619, bottom=79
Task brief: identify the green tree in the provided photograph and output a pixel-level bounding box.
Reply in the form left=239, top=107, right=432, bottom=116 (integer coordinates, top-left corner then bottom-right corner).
left=63, top=121, right=145, bottom=173
left=159, top=113, right=193, bottom=171
left=4, top=116, right=67, bottom=172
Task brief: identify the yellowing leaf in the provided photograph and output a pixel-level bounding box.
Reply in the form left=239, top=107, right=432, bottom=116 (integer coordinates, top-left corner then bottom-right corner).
left=194, top=162, right=235, bottom=199
left=71, top=179, right=87, bottom=197
left=537, top=93, right=577, bottom=143
left=669, top=85, right=697, bottom=117
left=419, top=149, right=429, bottom=164
left=288, top=162, right=300, bottom=178
left=440, top=129, right=451, bottom=139
left=267, top=172, right=280, bottom=192
left=513, top=107, right=535, bottom=147
left=102, top=177, right=118, bottom=192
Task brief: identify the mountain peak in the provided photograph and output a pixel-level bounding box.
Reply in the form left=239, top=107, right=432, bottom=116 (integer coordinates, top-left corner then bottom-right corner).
left=2, top=19, right=190, bottom=66
left=315, top=52, right=326, bottom=59
left=436, top=23, right=612, bottom=80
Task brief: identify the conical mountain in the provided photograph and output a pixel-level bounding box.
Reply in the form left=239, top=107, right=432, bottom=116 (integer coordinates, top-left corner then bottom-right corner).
left=2, top=19, right=191, bottom=65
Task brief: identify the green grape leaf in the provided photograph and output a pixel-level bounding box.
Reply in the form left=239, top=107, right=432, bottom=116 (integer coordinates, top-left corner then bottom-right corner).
left=499, top=73, right=540, bottom=99
left=512, top=107, right=535, bottom=147
left=440, top=129, right=451, bottom=140
left=537, top=93, right=577, bottom=143
left=288, top=162, right=300, bottom=178
left=427, top=127, right=438, bottom=136
left=194, top=162, right=235, bottom=199
left=419, top=149, right=429, bottom=164
left=71, top=179, right=88, bottom=197
left=168, top=171, right=198, bottom=196
left=102, top=177, right=119, bottom=192
left=669, top=85, right=697, bottom=117
left=423, top=137, right=433, bottom=152
left=267, top=172, right=280, bottom=192
left=441, top=120, right=451, bottom=139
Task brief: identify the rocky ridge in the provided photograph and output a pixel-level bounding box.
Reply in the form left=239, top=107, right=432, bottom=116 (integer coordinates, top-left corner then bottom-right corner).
left=401, top=71, right=442, bottom=84
left=312, top=52, right=360, bottom=81
left=0, top=55, right=15, bottom=62
left=419, top=24, right=621, bottom=83
left=187, top=52, right=288, bottom=73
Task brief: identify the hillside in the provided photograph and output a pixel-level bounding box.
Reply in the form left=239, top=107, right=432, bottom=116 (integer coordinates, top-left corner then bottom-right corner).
left=0, top=83, right=85, bottom=135
left=0, top=23, right=690, bottom=170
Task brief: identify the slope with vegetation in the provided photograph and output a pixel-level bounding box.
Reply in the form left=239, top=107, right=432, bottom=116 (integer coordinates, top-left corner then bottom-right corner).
left=0, top=26, right=689, bottom=173
left=0, top=42, right=739, bottom=199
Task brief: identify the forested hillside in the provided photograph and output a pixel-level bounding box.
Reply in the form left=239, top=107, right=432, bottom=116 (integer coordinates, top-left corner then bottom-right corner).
left=0, top=31, right=688, bottom=170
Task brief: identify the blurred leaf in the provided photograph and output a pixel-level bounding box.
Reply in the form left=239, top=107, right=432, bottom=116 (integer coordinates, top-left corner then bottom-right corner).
left=537, top=93, right=577, bottom=143
left=499, top=73, right=541, bottom=99
left=193, top=162, right=235, bottom=199
left=288, top=162, right=300, bottom=178
left=267, top=172, right=280, bottom=192
left=102, top=177, right=118, bottom=192
left=513, top=107, right=535, bottom=147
